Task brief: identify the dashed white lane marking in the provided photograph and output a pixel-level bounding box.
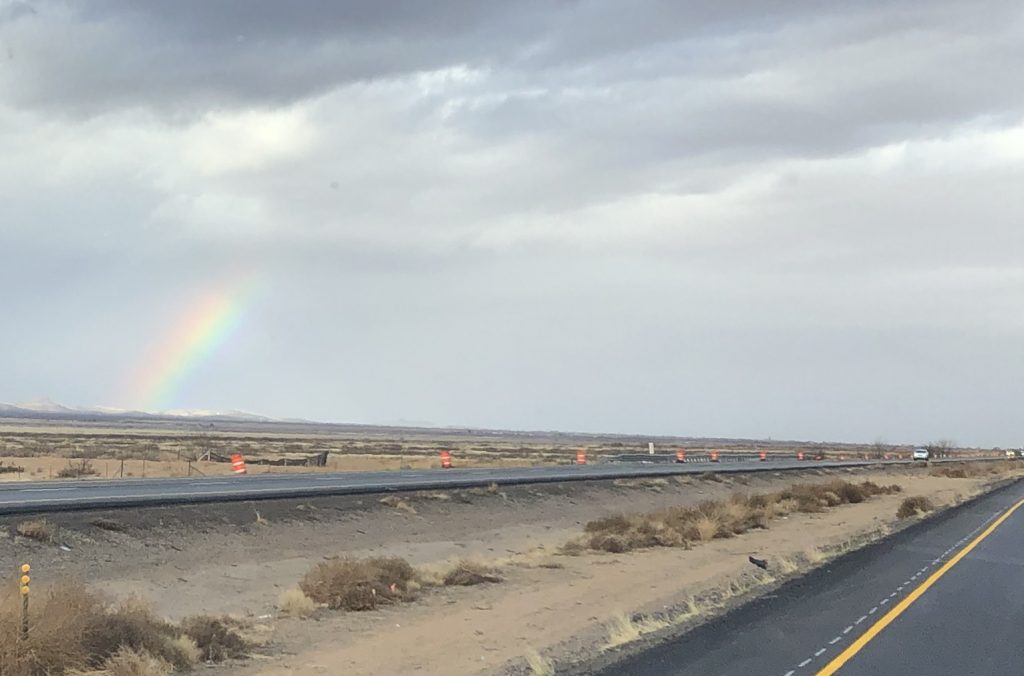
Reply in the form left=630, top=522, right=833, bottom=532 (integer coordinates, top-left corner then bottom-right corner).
left=781, top=500, right=1012, bottom=675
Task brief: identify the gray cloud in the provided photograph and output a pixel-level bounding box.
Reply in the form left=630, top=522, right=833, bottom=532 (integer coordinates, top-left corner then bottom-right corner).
left=1, top=0, right=1023, bottom=446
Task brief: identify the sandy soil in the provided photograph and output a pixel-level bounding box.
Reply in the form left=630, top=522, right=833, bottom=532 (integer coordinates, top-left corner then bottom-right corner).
left=219, top=472, right=1007, bottom=676
left=1, top=465, right=1017, bottom=675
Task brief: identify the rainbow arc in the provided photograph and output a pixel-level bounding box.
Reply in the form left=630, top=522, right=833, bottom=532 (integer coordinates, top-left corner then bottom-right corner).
left=126, top=277, right=255, bottom=411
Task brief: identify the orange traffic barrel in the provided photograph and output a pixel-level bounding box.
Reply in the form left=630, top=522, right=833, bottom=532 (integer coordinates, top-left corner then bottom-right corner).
left=759, top=451, right=767, bottom=461
left=230, top=453, right=247, bottom=475
left=576, top=449, right=587, bottom=465
left=675, top=450, right=685, bottom=463
left=797, top=451, right=805, bottom=461
left=439, top=450, right=453, bottom=469
left=710, top=450, right=719, bottom=462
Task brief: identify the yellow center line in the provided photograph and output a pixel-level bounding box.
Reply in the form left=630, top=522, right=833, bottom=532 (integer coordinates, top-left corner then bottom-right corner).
left=817, top=496, right=1024, bottom=675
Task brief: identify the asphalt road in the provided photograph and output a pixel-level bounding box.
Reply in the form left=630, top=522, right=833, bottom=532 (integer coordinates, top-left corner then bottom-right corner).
left=597, top=477, right=1024, bottom=676
left=0, top=456, right=921, bottom=514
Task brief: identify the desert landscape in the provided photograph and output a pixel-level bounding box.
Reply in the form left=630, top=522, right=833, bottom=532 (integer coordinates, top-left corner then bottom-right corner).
left=0, top=414, right=986, bottom=484
left=1, top=413, right=1019, bottom=675
left=7, top=3, right=1023, bottom=673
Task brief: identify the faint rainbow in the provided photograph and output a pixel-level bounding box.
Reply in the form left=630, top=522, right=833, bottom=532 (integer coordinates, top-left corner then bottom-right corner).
left=130, top=279, right=255, bottom=411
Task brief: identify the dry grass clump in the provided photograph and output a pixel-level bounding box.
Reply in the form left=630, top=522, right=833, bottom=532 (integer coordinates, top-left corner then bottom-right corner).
left=613, top=478, right=669, bottom=491
left=81, top=596, right=199, bottom=670
left=179, top=615, right=250, bottom=662
left=497, top=546, right=564, bottom=570
left=930, top=461, right=1015, bottom=479
left=379, top=495, right=417, bottom=514
left=523, top=646, right=554, bottom=676
left=300, top=557, right=418, bottom=611
left=57, top=459, right=99, bottom=479
left=299, top=555, right=507, bottom=613
left=165, top=637, right=200, bottom=668
left=90, top=518, right=129, bottom=533
left=0, top=583, right=244, bottom=676
left=69, top=646, right=174, bottom=676
left=670, top=597, right=701, bottom=625
left=776, top=480, right=900, bottom=513
left=811, top=549, right=832, bottom=566
left=16, top=519, right=57, bottom=542
left=897, top=496, right=935, bottom=519
left=602, top=569, right=782, bottom=652
left=442, top=560, right=502, bottom=586
left=576, top=480, right=903, bottom=554
left=603, top=613, right=670, bottom=650
left=277, top=588, right=317, bottom=618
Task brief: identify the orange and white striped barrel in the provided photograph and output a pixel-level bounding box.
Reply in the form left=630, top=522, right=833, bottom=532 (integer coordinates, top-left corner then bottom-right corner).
left=710, top=450, right=719, bottom=462
left=576, top=449, right=587, bottom=465
left=759, top=451, right=767, bottom=461
left=675, top=450, right=685, bottom=463
left=797, top=451, right=805, bottom=461
left=230, top=453, right=247, bottom=475
left=439, top=450, right=453, bottom=469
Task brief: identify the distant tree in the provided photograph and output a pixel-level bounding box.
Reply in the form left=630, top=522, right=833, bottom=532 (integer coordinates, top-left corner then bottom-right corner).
left=925, top=439, right=957, bottom=457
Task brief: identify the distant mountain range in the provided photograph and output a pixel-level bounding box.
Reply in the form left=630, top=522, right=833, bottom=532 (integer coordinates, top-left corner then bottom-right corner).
left=0, top=396, right=279, bottom=423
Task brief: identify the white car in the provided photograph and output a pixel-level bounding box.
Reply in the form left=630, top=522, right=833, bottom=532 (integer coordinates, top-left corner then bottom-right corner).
left=912, top=448, right=930, bottom=461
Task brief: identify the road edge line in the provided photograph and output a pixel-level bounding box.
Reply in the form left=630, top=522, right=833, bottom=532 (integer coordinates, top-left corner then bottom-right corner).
left=816, top=495, right=1024, bottom=675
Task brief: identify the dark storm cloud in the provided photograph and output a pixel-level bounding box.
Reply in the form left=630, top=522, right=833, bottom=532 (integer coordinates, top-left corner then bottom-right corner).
left=2, top=0, right=1014, bottom=120
left=3, top=0, right=1022, bottom=177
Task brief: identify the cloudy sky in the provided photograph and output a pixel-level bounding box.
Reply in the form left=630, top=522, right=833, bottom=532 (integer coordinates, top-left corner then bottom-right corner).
left=2, top=1, right=1023, bottom=446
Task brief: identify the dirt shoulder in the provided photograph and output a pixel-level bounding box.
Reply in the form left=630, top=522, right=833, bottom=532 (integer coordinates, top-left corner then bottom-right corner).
left=2, top=464, right=1018, bottom=675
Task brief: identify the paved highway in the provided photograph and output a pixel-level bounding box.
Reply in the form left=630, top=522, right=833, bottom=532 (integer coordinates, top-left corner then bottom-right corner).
left=597, top=477, right=1024, bottom=676
left=0, top=456, right=924, bottom=514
